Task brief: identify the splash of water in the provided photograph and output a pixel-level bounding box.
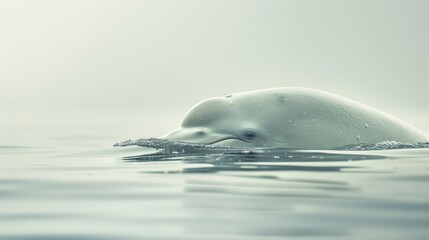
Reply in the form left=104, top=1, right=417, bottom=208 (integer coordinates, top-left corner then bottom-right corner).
left=114, top=138, right=429, bottom=153
left=340, top=141, right=429, bottom=150
left=112, top=138, right=429, bottom=173
left=113, top=138, right=237, bottom=154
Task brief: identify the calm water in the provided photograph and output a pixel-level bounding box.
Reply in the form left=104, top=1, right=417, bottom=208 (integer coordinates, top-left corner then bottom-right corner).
left=1, top=143, right=429, bottom=240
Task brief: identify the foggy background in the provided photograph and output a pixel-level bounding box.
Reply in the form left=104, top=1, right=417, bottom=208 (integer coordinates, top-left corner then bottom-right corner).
left=1, top=0, right=428, bottom=147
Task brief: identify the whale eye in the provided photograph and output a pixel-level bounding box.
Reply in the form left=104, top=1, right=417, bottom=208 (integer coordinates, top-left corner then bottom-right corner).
left=243, top=130, right=257, bottom=140
left=195, top=130, right=206, bottom=136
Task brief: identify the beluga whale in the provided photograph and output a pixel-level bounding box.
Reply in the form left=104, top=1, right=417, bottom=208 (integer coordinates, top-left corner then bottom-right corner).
left=162, top=88, right=429, bottom=149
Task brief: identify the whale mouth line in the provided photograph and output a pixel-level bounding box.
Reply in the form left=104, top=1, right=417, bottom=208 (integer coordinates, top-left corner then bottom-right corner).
left=162, top=129, right=250, bottom=146
left=204, top=136, right=249, bottom=145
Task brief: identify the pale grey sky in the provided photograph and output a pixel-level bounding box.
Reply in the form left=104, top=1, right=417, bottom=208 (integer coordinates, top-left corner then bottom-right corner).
left=1, top=0, right=428, bottom=146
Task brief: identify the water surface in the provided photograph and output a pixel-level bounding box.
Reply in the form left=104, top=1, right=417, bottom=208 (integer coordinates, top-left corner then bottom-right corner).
left=1, top=143, right=429, bottom=240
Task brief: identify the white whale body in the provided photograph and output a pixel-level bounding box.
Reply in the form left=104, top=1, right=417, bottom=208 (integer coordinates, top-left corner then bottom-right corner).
left=162, top=88, right=429, bottom=149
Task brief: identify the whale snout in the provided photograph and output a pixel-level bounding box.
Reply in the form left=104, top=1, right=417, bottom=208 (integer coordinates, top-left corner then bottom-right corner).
left=162, top=128, right=248, bottom=146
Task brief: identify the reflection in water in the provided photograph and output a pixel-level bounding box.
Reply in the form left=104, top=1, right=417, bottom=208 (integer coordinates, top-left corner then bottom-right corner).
left=123, top=148, right=387, bottom=174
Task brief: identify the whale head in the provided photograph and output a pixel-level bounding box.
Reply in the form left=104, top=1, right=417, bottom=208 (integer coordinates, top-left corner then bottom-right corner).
left=162, top=98, right=275, bottom=147
left=162, top=91, right=291, bottom=148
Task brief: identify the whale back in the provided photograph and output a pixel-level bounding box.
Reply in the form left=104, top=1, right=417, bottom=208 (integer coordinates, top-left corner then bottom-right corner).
left=221, top=88, right=428, bottom=149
